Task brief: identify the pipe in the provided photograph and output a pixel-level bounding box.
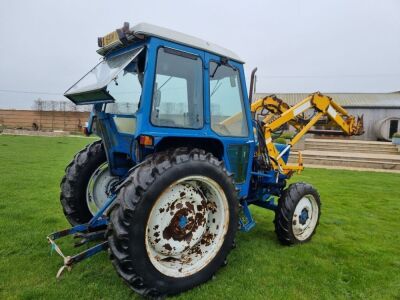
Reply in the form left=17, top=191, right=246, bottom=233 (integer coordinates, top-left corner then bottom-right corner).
left=248, top=67, right=258, bottom=105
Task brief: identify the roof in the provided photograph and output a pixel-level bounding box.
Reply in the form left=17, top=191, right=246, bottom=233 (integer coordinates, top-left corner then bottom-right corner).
left=253, top=92, right=400, bottom=108
left=131, top=23, right=244, bottom=63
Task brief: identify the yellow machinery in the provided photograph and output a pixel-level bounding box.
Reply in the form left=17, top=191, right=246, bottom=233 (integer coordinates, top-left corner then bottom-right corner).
left=250, top=92, right=364, bottom=175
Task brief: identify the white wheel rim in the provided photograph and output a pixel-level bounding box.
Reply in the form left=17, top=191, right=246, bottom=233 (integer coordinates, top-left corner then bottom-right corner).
left=292, top=195, right=319, bottom=241
left=86, top=162, right=119, bottom=215
left=145, top=176, right=229, bottom=278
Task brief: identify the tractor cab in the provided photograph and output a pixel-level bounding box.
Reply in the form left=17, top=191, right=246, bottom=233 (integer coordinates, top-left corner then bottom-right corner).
left=65, top=22, right=255, bottom=196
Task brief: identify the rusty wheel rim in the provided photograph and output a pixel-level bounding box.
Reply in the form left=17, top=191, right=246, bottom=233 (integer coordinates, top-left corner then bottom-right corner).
left=145, top=175, right=229, bottom=278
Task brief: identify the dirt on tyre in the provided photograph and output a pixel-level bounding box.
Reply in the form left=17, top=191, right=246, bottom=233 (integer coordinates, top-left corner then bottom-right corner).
left=107, top=148, right=238, bottom=297
left=60, top=140, right=117, bottom=225
left=274, top=182, right=321, bottom=245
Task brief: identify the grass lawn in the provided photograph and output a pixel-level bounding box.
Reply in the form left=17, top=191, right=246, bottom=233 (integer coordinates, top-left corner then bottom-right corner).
left=0, top=135, right=399, bottom=300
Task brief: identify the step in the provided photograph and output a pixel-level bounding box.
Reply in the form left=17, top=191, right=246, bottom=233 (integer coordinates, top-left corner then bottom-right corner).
left=305, top=138, right=393, bottom=146
left=289, top=156, right=400, bottom=170
left=305, top=142, right=397, bottom=149
left=303, top=138, right=399, bottom=155
left=304, top=146, right=399, bottom=154
left=304, top=144, right=397, bottom=152
left=305, top=141, right=397, bottom=149
left=295, top=150, right=400, bottom=162
left=289, top=150, right=400, bottom=170
left=298, top=164, right=400, bottom=174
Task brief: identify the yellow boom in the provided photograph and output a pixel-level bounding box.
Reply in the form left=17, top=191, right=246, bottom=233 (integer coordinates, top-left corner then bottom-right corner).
left=251, top=92, right=364, bottom=176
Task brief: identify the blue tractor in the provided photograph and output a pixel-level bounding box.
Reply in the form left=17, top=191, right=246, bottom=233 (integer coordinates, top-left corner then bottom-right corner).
left=49, top=22, right=363, bottom=297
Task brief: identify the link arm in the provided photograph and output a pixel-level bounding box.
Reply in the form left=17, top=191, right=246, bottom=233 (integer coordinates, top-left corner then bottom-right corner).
left=255, top=92, right=363, bottom=175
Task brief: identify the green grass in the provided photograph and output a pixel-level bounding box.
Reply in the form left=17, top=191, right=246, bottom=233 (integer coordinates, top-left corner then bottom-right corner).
left=0, top=135, right=399, bottom=300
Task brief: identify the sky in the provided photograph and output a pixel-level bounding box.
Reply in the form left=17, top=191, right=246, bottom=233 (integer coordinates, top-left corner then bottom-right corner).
left=0, top=0, right=399, bottom=109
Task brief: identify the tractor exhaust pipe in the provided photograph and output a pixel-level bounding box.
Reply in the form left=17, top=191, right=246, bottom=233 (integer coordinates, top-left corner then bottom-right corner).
left=249, top=67, right=258, bottom=104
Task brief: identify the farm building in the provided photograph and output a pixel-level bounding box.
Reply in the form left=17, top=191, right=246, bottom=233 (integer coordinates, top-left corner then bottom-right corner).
left=254, top=92, right=400, bottom=141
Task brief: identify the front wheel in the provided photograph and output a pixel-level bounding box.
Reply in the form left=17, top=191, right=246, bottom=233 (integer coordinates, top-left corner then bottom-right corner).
left=274, top=182, right=321, bottom=245
left=107, top=148, right=238, bottom=297
left=60, top=140, right=118, bottom=225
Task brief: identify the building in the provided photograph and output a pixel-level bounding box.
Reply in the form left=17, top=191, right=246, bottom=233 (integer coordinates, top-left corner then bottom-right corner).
left=254, top=92, right=400, bottom=141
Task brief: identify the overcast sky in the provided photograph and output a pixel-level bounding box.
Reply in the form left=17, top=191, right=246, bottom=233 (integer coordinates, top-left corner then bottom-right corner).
left=0, top=0, right=399, bottom=109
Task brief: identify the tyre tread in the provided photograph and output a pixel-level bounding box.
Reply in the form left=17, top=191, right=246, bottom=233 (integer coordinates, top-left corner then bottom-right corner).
left=274, top=182, right=321, bottom=245
left=107, top=147, right=237, bottom=297
left=60, top=140, right=106, bottom=225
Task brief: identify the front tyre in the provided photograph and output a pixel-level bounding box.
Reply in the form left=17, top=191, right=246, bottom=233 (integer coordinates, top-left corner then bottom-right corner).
left=60, top=140, right=118, bottom=225
left=274, top=182, right=321, bottom=245
left=107, top=148, right=238, bottom=297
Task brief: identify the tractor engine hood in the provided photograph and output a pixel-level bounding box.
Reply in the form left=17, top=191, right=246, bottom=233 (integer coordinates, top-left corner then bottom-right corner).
left=64, top=47, right=144, bottom=105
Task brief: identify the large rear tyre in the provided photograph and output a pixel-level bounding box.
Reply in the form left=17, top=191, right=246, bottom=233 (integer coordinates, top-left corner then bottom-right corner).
left=274, top=182, right=321, bottom=245
left=60, top=140, right=118, bottom=225
left=107, top=148, right=238, bottom=297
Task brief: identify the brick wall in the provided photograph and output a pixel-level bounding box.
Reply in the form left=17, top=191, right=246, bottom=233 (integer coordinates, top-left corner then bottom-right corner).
left=0, top=109, right=90, bottom=132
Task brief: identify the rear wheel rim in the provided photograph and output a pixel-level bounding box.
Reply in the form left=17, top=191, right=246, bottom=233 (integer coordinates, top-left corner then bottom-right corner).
left=292, top=195, right=319, bottom=241
left=86, top=162, right=118, bottom=215
left=145, top=175, right=229, bottom=278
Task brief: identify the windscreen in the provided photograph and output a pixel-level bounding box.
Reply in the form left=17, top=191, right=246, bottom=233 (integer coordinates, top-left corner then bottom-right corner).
left=64, top=47, right=144, bottom=104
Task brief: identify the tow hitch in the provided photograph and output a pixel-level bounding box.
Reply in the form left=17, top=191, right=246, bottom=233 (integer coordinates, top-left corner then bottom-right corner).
left=47, top=194, right=116, bottom=278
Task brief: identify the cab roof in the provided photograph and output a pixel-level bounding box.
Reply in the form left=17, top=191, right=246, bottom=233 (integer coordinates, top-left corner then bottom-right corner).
left=99, top=22, right=244, bottom=63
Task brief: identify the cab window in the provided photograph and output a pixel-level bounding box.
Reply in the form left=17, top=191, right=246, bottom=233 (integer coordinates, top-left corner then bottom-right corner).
left=151, top=48, right=203, bottom=129
left=105, top=48, right=146, bottom=115
left=209, top=62, right=248, bottom=137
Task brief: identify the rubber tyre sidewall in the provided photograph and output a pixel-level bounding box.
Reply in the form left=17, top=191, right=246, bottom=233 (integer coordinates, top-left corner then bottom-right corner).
left=60, top=140, right=107, bottom=226
left=275, top=182, right=321, bottom=245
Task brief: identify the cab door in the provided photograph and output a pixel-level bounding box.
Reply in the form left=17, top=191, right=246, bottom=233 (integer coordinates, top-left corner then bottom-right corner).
left=204, top=53, right=255, bottom=197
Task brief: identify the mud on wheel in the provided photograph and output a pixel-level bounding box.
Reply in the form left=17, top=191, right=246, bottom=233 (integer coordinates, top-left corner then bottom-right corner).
left=107, top=148, right=238, bottom=297
left=60, top=140, right=118, bottom=225
left=274, top=182, right=321, bottom=245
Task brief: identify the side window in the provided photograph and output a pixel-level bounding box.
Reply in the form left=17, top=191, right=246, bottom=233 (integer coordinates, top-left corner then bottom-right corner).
left=104, top=50, right=146, bottom=135
left=105, top=49, right=146, bottom=115
left=209, top=62, right=248, bottom=137
left=106, top=63, right=142, bottom=114
left=151, top=48, right=203, bottom=129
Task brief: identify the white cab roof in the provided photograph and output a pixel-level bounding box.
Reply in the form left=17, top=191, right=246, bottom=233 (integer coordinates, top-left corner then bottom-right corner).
left=131, top=22, right=244, bottom=63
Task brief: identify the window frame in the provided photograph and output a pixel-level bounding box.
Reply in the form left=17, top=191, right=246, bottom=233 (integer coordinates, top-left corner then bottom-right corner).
left=105, top=59, right=144, bottom=115
left=208, top=60, right=249, bottom=138
left=149, top=46, right=205, bottom=130
left=64, top=46, right=144, bottom=105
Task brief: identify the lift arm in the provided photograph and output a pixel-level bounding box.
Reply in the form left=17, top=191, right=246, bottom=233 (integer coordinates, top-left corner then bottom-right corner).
left=251, top=92, right=364, bottom=175
left=251, top=94, right=303, bottom=131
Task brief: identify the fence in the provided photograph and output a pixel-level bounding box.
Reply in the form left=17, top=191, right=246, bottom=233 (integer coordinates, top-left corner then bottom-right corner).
left=0, top=109, right=90, bottom=132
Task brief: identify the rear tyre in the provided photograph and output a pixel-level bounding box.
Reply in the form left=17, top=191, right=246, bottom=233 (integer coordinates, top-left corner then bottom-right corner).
left=274, top=182, right=321, bottom=245
left=60, top=140, right=118, bottom=225
left=107, top=148, right=238, bottom=297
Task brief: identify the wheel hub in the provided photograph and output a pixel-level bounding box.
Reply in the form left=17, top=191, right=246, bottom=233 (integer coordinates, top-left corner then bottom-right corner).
left=299, top=208, right=309, bottom=225
left=178, top=215, right=188, bottom=229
